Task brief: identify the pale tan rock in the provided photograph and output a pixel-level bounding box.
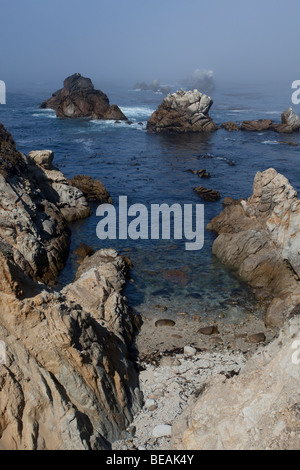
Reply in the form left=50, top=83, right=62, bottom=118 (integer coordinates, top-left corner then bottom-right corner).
left=172, top=316, right=300, bottom=450
left=207, top=168, right=300, bottom=326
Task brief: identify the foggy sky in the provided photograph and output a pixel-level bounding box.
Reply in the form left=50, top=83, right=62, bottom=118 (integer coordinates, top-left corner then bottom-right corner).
left=1, top=0, right=299, bottom=90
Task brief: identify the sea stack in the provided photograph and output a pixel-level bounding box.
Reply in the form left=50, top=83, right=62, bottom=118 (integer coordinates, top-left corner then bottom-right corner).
left=40, top=73, right=127, bottom=121
left=146, top=89, right=218, bottom=133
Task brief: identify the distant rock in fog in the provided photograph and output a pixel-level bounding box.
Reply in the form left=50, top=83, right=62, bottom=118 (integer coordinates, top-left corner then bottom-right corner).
left=133, top=79, right=171, bottom=95
left=146, top=89, right=218, bottom=133
left=40, top=73, right=127, bottom=121
left=184, top=69, right=215, bottom=95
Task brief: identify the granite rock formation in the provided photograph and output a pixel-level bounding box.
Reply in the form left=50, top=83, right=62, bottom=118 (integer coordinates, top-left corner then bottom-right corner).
left=146, top=89, right=218, bottom=133
left=207, top=168, right=300, bottom=327
left=40, top=73, right=127, bottom=121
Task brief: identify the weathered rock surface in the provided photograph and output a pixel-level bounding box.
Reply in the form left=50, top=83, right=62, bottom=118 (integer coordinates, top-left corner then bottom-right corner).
left=0, top=125, right=142, bottom=449
left=147, top=89, right=218, bottom=133
left=239, top=108, right=300, bottom=133
left=0, top=250, right=142, bottom=450
left=0, top=135, right=90, bottom=287
left=68, top=174, right=112, bottom=203
left=172, top=315, right=300, bottom=450
left=207, top=168, right=300, bottom=327
left=40, top=73, right=127, bottom=121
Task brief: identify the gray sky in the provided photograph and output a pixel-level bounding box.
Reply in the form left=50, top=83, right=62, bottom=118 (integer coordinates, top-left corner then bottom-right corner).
left=1, top=0, right=299, bottom=90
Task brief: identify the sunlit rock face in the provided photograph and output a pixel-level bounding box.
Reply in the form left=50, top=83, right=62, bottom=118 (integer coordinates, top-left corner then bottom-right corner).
left=147, top=89, right=218, bottom=133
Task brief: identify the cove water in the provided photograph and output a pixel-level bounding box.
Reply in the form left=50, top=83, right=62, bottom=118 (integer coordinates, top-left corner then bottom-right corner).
left=1, top=80, right=299, bottom=323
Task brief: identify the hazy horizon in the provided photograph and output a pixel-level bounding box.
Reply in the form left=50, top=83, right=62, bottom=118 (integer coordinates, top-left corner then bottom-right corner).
left=1, top=0, right=299, bottom=92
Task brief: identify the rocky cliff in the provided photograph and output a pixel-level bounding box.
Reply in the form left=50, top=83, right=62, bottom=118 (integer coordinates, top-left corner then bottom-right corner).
left=0, top=125, right=142, bottom=449
left=147, top=89, right=218, bottom=133
left=40, top=73, right=127, bottom=121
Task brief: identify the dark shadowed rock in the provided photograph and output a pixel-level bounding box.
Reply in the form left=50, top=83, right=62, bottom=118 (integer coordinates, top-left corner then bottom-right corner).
left=246, top=332, right=266, bottom=344
left=40, top=73, right=127, bottom=121
left=187, top=169, right=211, bottom=178
left=194, top=186, right=221, bottom=201
left=147, top=89, right=218, bottom=133
left=68, top=174, right=112, bottom=203
left=198, top=325, right=219, bottom=336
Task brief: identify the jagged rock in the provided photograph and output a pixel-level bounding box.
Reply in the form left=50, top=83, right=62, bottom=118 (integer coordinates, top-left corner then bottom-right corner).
left=0, top=250, right=142, bottom=450
left=207, top=168, right=300, bottom=327
left=146, top=89, right=218, bottom=133
left=194, top=186, right=221, bottom=202
left=272, top=107, right=300, bottom=133
left=172, top=316, right=300, bottom=450
left=0, top=135, right=90, bottom=286
left=68, top=174, right=112, bottom=203
left=40, top=73, right=127, bottom=121
left=221, top=121, right=240, bottom=131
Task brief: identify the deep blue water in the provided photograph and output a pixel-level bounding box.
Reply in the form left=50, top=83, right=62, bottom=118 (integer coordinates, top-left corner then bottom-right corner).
left=0, top=82, right=299, bottom=322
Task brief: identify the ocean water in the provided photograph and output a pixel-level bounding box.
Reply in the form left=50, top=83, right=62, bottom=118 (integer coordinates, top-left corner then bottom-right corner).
left=0, top=81, right=299, bottom=323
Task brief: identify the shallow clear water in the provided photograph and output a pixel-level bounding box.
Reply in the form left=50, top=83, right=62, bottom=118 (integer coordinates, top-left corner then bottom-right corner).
left=1, top=81, right=299, bottom=322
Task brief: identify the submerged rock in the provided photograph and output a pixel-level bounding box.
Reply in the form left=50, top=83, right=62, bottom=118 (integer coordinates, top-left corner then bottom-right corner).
left=40, top=73, right=127, bottom=121
left=221, top=121, right=240, bottom=131
left=146, top=89, right=218, bottom=133
left=194, top=186, right=221, bottom=202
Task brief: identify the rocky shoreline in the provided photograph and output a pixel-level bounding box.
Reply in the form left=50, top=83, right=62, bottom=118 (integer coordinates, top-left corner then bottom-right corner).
left=0, top=126, right=142, bottom=449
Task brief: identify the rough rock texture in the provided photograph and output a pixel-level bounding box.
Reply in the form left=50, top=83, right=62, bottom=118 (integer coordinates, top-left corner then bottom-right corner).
left=68, top=175, right=112, bottom=203
left=221, top=121, right=240, bottom=131
left=40, top=73, right=127, bottom=121
left=0, top=142, right=91, bottom=287
left=172, top=315, right=300, bottom=450
left=0, top=250, right=142, bottom=450
left=147, top=89, right=218, bottom=133
left=272, top=107, right=300, bottom=134
left=240, top=108, right=300, bottom=133
left=207, top=168, right=300, bottom=327
left=0, top=125, right=142, bottom=449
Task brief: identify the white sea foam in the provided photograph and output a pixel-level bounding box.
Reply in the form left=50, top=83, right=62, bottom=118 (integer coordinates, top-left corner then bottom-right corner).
left=261, top=140, right=279, bottom=145
left=120, top=106, right=155, bottom=119
left=32, top=112, right=56, bottom=118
